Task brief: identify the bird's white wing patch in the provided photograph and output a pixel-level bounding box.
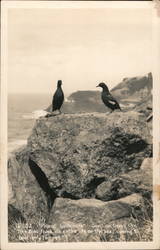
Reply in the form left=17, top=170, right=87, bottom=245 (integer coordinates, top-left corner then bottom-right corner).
left=108, top=100, right=116, bottom=105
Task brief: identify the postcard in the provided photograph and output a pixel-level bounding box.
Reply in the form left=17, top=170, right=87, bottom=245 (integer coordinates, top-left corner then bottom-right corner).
left=0, top=1, right=160, bottom=249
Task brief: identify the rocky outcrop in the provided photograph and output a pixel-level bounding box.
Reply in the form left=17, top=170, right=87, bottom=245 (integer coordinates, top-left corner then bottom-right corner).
left=8, top=111, right=152, bottom=232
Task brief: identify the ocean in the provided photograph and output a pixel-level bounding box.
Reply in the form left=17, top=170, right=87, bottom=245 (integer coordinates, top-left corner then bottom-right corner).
left=8, top=93, right=52, bottom=153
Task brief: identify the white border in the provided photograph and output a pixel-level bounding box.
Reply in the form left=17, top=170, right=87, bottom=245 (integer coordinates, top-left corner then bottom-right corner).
left=1, top=0, right=153, bottom=9
left=152, top=0, right=160, bottom=247
left=1, top=1, right=160, bottom=250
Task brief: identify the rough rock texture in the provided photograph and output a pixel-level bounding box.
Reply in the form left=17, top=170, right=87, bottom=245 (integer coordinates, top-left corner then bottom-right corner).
left=49, top=194, right=144, bottom=224
left=8, top=112, right=152, bottom=221
left=96, top=158, right=152, bottom=201
left=47, top=194, right=144, bottom=242
left=27, top=112, right=151, bottom=199
left=8, top=151, right=49, bottom=220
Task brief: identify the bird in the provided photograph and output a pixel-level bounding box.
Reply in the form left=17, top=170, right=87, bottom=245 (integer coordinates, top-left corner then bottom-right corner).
left=52, top=80, right=64, bottom=113
left=96, top=82, right=121, bottom=112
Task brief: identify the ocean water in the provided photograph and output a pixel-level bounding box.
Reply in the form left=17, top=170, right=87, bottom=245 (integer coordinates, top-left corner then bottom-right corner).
left=8, top=93, right=52, bottom=153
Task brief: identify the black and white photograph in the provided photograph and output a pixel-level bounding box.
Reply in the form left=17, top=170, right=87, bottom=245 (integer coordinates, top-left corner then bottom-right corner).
left=0, top=1, right=160, bottom=249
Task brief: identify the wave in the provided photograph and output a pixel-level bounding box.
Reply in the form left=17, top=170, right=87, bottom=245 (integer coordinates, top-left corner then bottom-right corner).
left=22, top=110, right=48, bottom=120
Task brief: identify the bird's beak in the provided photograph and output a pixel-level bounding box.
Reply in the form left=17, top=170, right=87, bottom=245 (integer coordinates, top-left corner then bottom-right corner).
left=96, top=85, right=99, bottom=88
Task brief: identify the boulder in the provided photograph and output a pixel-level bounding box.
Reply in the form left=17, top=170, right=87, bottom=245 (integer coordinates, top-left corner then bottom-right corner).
left=27, top=112, right=151, bottom=199
left=96, top=158, right=152, bottom=201
left=8, top=112, right=152, bottom=219
left=47, top=194, right=144, bottom=242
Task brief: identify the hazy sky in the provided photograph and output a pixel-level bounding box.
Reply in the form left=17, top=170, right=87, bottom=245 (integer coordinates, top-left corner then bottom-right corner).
left=8, top=6, right=152, bottom=95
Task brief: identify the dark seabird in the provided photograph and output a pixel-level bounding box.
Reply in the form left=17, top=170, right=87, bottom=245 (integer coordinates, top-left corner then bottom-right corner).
left=96, top=82, right=121, bottom=112
left=52, top=80, right=64, bottom=113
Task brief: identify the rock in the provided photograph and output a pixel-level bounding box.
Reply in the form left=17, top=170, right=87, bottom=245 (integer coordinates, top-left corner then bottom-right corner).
left=135, top=94, right=152, bottom=119
left=8, top=150, right=50, bottom=220
left=140, top=157, right=152, bottom=171
left=8, top=180, right=14, bottom=202
left=47, top=194, right=144, bottom=242
left=96, top=158, right=152, bottom=201
left=8, top=112, right=152, bottom=219
left=27, top=112, right=151, bottom=199
left=138, top=158, right=153, bottom=196
left=96, top=177, right=138, bottom=201
left=121, top=158, right=152, bottom=197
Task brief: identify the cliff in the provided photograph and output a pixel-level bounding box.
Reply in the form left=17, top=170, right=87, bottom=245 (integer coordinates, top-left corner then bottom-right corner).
left=8, top=111, right=152, bottom=242
left=111, top=72, right=152, bottom=101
